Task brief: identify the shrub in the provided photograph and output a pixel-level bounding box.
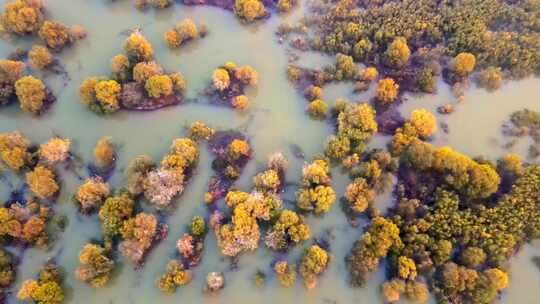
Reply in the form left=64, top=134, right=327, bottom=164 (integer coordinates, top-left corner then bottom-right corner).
left=276, top=0, right=294, bottom=12
left=190, top=216, right=206, bottom=237
left=151, top=0, right=173, bottom=8
left=28, top=45, right=53, bottom=70
left=157, top=260, right=192, bottom=293
left=353, top=38, right=372, bottom=61
left=38, top=21, right=72, bottom=50
left=376, top=78, right=399, bottom=104
left=26, top=166, right=59, bottom=199
left=304, top=85, right=323, bottom=101
left=71, top=24, right=86, bottom=39
left=274, top=261, right=296, bottom=287
left=125, top=155, right=155, bottom=195
left=460, top=247, right=486, bottom=268
left=15, top=75, right=46, bottom=114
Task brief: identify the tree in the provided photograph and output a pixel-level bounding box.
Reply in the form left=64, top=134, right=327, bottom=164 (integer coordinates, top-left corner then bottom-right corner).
left=385, top=37, right=410, bottom=68
left=1, top=0, right=43, bottom=35
left=451, top=53, right=476, bottom=77
left=94, top=80, right=121, bottom=113
left=376, top=78, right=399, bottom=104
left=344, top=177, right=374, bottom=213
left=164, top=19, right=198, bottom=48
left=408, top=109, right=437, bottom=138
left=212, top=68, right=230, bottom=91
left=337, top=102, right=378, bottom=142
left=28, top=45, right=53, bottom=70
left=124, top=31, right=154, bottom=62
left=26, top=166, right=59, bottom=199
left=145, top=75, right=173, bottom=98
left=234, top=0, right=266, bottom=22
left=38, top=137, right=71, bottom=166
left=133, top=61, right=163, bottom=84
left=15, top=75, right=46, bottom=114
left=477, top=67, right=503, bottom=91
left=38, top=21, right=72, bottom=50
left=307, top=99, right=328, bottom=119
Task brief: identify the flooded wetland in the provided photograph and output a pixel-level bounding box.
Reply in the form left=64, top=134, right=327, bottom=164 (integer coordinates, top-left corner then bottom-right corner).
left=0, top=0, right=539, bottom=303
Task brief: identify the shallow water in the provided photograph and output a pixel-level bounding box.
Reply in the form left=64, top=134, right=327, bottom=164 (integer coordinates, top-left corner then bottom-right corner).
left=0, top=1, right=539, bottom=303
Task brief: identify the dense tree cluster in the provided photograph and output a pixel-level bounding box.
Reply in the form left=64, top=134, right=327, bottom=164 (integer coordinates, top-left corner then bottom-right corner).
left=75, top=243, right=115, bottom=288
left=17, top=260, right=64, bottom=304
left=503, top=109, right=540, bottom=159
left=299, top=245, right=329, bottom=289
left=205, top=132, right=252, bottom=203
left=0, top=200, right=51, bottom=247
left=164, top=19, right=202, bottom=48
left=0, top=248, right=16, bottom=290
left=214, top=153, right=290, bottom=256
left=80, top=31, right=186, bottom=114
left=0, top=59, right=55, bottom=114
left=157, top=215, right=207, bottom=292
left=296, top=159, right=336, bottom=214
left=298, top=0, right=540, bottom=96
left=325, top=101, right=378, bottom=161
left=1, top=0, right=85, bottom=50
left=208, top=62, right=258, bottom=111
left=346, top=123, right=540, bottom=302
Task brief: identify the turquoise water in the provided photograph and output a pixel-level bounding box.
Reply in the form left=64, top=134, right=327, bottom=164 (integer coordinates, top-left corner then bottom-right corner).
left=0, top=0, right=539, bottom=303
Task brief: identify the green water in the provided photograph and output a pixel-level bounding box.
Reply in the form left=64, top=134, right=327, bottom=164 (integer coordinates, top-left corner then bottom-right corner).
left=0, top=0, right=539, bottom=303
